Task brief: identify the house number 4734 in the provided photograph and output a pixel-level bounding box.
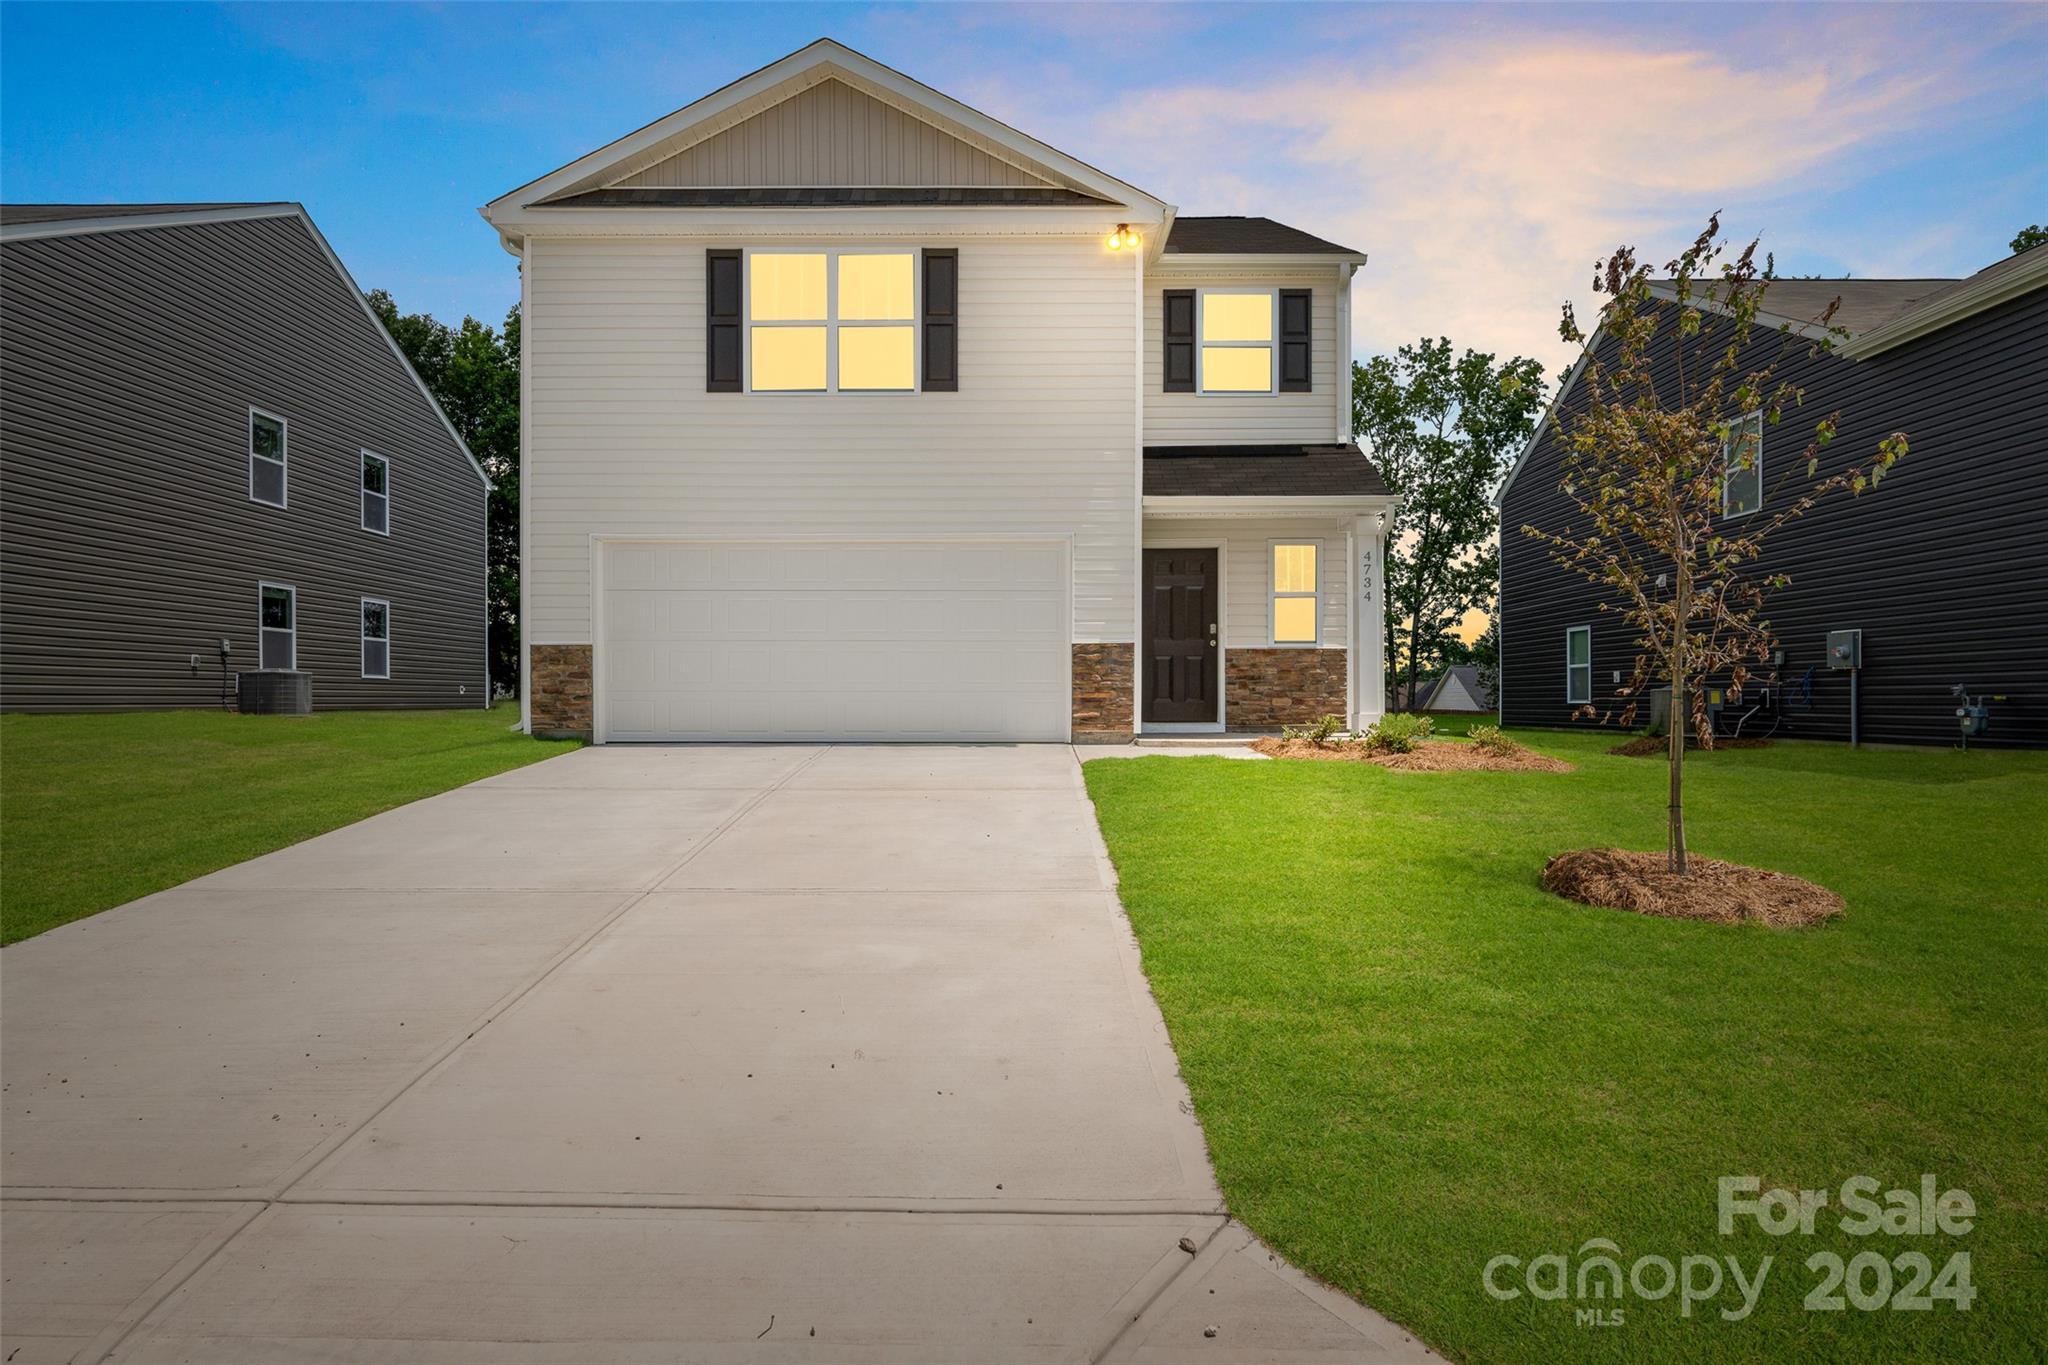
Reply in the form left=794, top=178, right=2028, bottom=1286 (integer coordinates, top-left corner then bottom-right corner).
left=1804, top=1251, right=1975, bottom=1312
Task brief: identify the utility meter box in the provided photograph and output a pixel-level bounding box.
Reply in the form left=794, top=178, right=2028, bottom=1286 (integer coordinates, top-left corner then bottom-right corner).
left=1826, top=629, right=1862, bottom=670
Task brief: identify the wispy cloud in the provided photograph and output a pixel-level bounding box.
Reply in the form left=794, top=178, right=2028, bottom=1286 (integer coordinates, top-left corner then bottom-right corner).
left=971, top=6, right=2046, bottom=374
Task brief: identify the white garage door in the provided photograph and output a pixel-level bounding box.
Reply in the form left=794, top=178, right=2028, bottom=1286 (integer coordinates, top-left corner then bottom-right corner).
left=598, top=540, right=1071, bottom=742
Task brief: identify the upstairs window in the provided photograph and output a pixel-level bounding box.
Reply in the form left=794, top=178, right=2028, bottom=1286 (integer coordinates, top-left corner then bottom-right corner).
left=259, top=582, right=296, bottom=670
left=361, top=452, right=390, bottom=535
left=1565, top=625, right=1592, bottom=704
left=1722, top=411, right=1763, bottom=516
left=1200, top=290, right=1276, bottom=394
left=747, top=249, right=916, bottom=393
left=361, top=598, right=391, bottom=679
left=1270, top=541, right=1320, bottom=644
left=249, top=409, right=287, bottom=507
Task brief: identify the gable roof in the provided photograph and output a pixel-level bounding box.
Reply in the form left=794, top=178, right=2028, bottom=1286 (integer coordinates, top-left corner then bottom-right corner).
left=1494, top=256, right=2048, bottom=509
left=1, top=202, right=488, bottom=489
left=484, top=39, right=1167, bottom=240
left=1164, top=216, right=1363, bottom=258
left=1417, top=665, right=1494, bottom=712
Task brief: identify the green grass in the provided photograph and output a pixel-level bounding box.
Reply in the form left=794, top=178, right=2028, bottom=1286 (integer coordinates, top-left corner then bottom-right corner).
left=1, top=705, right=578, bottom=944
left=1084, top=733, right=2047, bottom=1364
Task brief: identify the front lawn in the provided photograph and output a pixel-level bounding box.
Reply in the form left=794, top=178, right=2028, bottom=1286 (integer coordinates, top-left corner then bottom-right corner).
left=1085, top=733, right=2046, bottom=1364
left=1, top=705, right=577, bottom=944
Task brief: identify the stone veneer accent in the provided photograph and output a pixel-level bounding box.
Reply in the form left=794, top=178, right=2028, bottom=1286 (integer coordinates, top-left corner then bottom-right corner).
left=1225, top=648, right=1349, bottom=730
left=530, top=644, right=594, bottom=739
left=1071, top=643, right=1135, bottom=743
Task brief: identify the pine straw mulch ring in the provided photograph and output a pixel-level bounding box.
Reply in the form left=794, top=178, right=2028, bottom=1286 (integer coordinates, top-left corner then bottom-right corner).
left=1249, top=737, right=1575, bottom=773
left=1542, top=848, right=1844, bottom=927
left=1610, top=735, right=1775, bottom=757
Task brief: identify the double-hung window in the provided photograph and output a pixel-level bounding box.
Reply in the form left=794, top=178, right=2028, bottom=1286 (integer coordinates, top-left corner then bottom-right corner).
left=1270, top=542, right=1320, bottom=644
left=747, top=249, right=917, bottom=393
left=1565, top=625, right=1592, bottom=704
left=1200, top=289, right=1276, bottom=394
left=249, top=409, right=287, bottom=507
left=259, top=582, right=296, bottom=670
left=361, top=452, right=391, bottom=534
left=361, top=598, right=391, bottom=679
left=1722, top=410, right=1763, bottom=516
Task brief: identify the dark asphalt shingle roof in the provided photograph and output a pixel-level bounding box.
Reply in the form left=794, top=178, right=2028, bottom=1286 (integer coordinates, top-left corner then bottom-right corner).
left=1144, top=443, right=1389, bottom=497
left=1652, top=276, right=1960, bottom=336
left=1164, top=216, right=1362, bottom=256
left=0, top=202, right=292, bottom=227
left=537, top=186, right=1113, bottom=208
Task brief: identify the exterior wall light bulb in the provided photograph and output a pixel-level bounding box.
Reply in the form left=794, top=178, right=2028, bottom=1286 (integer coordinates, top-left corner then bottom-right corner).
left=1108, top=224, right=1138, bottom=251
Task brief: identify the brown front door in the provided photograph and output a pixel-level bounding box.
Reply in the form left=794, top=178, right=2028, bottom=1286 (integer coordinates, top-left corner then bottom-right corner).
left=1143, top=548, right=1218, bottom=723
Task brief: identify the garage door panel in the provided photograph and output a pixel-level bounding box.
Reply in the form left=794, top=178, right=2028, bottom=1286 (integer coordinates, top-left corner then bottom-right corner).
left=599, top=542, right=1070, bottom=742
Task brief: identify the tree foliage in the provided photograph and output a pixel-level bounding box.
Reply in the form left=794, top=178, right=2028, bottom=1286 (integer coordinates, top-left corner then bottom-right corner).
left=367, top=289, right=520, bottom=695
left=1525, top=216, right=1907, bottom=873
left=1352, top=340, right=1545, bottom=709
left=2010, top=224, right=2047, bottom=255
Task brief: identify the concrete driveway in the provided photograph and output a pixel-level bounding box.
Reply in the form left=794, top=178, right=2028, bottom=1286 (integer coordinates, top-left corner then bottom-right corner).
left=2, top=744, right=1428, bottom=1363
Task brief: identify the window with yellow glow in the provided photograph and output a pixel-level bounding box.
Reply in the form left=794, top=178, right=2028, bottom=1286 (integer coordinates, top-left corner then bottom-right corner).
left=1199, top=290, right=1275, bottom=394
left=745, top=249, right=917, bottom=393
left=1271, top=542, right=1318, bottom=644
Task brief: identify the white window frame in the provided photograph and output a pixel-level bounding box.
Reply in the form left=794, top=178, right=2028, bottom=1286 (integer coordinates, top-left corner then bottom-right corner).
left=1196, top=287, right=1278, bottom=396
left=360, top=597, right=391, bottom=680
left=1268, top=538, right=1322, bottom=646
left=248, top=407, right=288, bottom=508
left=360, top=450, right=392, bottom=536
left=1721, top=410, right=1764, bottom=517
left=1565, top=625, right=1592, bottom=705
left=258, top=581, right=296, bottom=671
left=742, top=246, right=921, bottom=396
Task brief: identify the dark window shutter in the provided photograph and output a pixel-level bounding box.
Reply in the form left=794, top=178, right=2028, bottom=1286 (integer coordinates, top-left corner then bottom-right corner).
left=706, top=249, right=742, bottom=392
left=1163, top=289, right=1195, bottom=392
left=1279, top=289, right=1312, bottom=392
left=922, top=249, right=958, bottom=392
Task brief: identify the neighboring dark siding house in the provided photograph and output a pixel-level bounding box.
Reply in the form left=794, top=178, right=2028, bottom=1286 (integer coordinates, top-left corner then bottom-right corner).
left=1, top=203, right=488, bottom=711
left=1498, top=245, right=2048, bottom=748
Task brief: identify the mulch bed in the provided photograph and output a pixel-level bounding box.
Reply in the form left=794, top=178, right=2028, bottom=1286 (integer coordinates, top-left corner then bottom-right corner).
left=1542, top=847, right=1844, bottom=927
left=1250, top=738, right=1575, bottom=773
left=1610, top=736, right=1776, bottom=757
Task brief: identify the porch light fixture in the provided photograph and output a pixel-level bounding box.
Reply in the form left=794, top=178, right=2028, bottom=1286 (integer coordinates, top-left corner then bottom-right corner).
left=1105, top=223, right=1140, bottom=251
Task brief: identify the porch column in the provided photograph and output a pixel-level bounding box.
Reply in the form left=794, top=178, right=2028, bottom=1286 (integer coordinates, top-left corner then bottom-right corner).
left=1352, top=512, right=1389, bottom=729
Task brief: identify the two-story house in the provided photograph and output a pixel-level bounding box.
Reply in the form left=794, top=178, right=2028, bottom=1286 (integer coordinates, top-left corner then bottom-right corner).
left=1, top=202, right=490, bottom=711
left=485, top=39, right=1395, bottom=743
left=1497, top=245, right=2048, bottom=749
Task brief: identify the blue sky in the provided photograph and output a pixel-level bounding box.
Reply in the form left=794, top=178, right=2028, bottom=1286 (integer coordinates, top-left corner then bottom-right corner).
left=4, top=2, right=2042, bottom=371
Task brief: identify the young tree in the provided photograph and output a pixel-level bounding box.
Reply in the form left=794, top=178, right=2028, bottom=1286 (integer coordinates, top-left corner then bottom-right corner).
left=1352, top=340, right=1545, bottom=709
left=1525, top=216, right=1907, bottom=873
left=2011, top=224, right=2048, bottom=255
left=367, top=290, right=521, bottom=696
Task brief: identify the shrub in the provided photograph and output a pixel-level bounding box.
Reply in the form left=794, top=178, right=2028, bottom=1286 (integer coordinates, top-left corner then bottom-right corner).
left=1363, top=713, right=1432, bottom=753
left=1466, top=723, right=1522, bottom=756
left=1282, top=713, right=1348, bottom=747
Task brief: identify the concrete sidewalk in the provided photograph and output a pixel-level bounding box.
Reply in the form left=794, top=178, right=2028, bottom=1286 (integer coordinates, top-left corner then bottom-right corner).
left=2, top=744, right=1430, bottom=1363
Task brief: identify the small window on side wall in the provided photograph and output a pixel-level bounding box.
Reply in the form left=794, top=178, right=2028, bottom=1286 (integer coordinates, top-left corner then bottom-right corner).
left=249, top=410, right=287, bottom=508
left=1722, top=411, right=1763, bottom=516
left=361, top=598, right=390, bottom=679
left=361, top=452, right=390, bottom=535
left=1270, top=542, right=1319, bottom=644
left=259, top=582, right=296, bottom=670
left=1565, top=625, right=1592, bottom=705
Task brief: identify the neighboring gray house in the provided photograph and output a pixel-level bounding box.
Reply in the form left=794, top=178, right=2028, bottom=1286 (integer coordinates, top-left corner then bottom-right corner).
left=1409, top=665, right=1495, bottom=715
left=1, top=203, right=489, bottom=711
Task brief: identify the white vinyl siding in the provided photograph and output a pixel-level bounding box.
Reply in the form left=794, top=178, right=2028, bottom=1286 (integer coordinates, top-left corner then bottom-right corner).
left=524, top=234, right=1136, bottom=647
left=611, top=78, right=1058, bottom=190
left=1143, top=520, right=1349, bottom=649
left=1146, top=271, right=1341, bottom=445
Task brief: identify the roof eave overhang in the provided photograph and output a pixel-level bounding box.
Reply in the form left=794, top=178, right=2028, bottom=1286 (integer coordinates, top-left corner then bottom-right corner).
left=483, top=202, right=1157, bottom=251
left=1837, top=250, right=2048, bottom=358
left=1144, top=494, right=1399, bottom=519
left=1155, top=251, right=1367, bottom=271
